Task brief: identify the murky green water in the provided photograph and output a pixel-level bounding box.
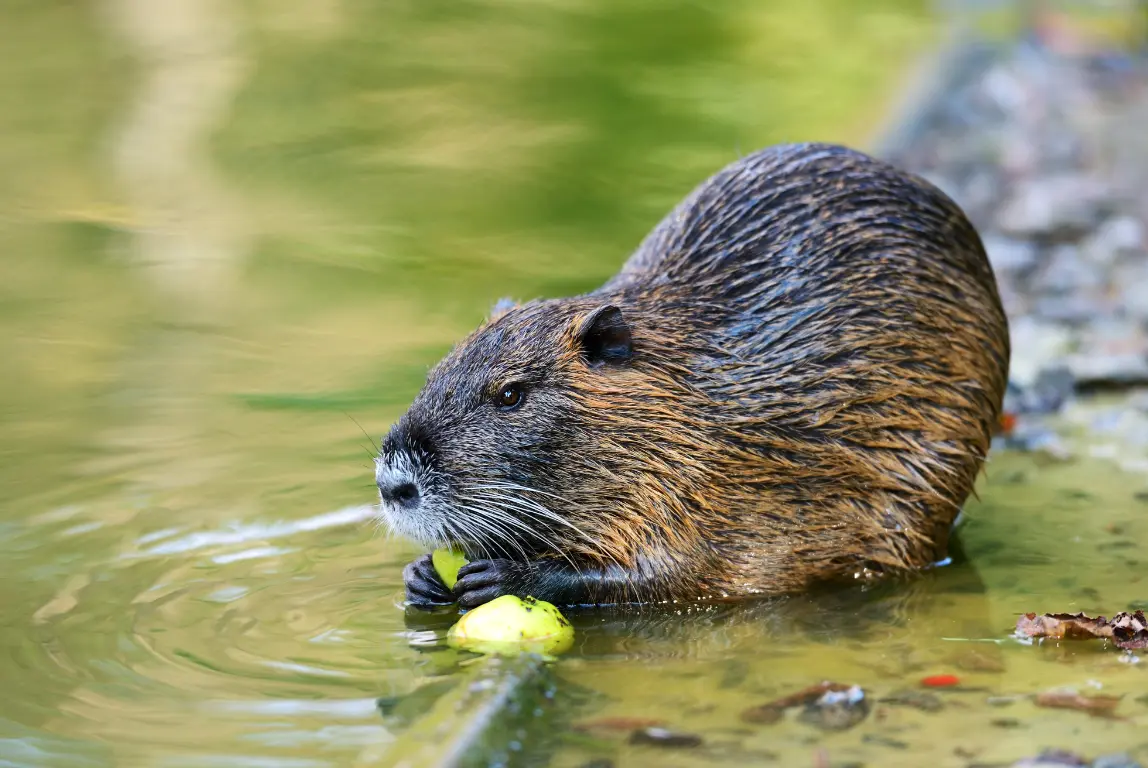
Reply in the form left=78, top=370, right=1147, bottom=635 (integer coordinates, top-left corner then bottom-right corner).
left=2, top=2, right=1147, bottom=766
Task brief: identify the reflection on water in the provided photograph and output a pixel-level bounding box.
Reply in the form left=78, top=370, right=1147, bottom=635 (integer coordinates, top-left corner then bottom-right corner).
left=1, top=1, right=1146, bottom=766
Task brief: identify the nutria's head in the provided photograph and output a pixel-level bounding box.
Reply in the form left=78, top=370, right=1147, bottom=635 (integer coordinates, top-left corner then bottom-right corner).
left=375, top=296, right=674, bottom=566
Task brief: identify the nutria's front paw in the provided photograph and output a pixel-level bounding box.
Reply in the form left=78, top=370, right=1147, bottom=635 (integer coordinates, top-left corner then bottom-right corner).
left=403, top=554, right=454, bottom=608
left=453, top=559, right=524, bottom=609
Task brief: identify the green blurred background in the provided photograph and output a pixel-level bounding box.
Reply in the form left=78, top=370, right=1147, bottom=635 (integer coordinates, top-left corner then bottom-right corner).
left=0, top=0, right=936, bottom=525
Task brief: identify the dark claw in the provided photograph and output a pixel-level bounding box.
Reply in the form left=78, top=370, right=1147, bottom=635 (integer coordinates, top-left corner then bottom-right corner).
left=403, top=554, right=454, bottom=608
left=453, top=559, right=517, bottom=609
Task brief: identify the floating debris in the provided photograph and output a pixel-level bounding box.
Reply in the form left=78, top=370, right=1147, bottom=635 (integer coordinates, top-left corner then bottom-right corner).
left=627, top=726, right=703, bottom=749
left=797, top=685, right=870, bottom=732
left=920, top=674, right=961, bottom=688
left=572, top=717, right=664, bottom=733
left=741, top=681, right=859, bottom=725
left=1016, top=610, right=1148, bottom=650
left=878, top=689, right=945, bottom=712
left=1034, top=689, right=1123, bottom=718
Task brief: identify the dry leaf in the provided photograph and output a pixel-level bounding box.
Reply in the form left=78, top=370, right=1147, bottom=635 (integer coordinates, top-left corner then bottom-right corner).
left=1015, top=610, right=1147, bottom=650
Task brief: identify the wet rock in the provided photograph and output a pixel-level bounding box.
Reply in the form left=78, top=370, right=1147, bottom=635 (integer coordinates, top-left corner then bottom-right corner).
left=1033, top=245, right=1103, bottom=295
left=1008, top=317, right=1075, bottom=388
left=1115, top=262, right=1148, bottom=320
left=1067, top=352, right=1148, bottom=390
left=984, top=234, right=1039, bottom=273
left=1033, top=294, right=1111, bottom=325
left=1082, top=216, right=1144, bottom=266
left=1092, top=755, right=1143, bottom=768
left=991, top=717, right=1024, bottom=728
left=1029, top=366, right=1076, bottom=413
left=797, top=685, right=869, bottom=731
left=997, top=175, right=1107, bottom=238
left=996, top=419, right=1072, bottom=457
left=1011, top=749, right=1089, bottom=767
left=880, top=35, right=1148, bottom=402
left=862, top=733, right=908, bottom=749
left=879, top=689, right=944, bottom=712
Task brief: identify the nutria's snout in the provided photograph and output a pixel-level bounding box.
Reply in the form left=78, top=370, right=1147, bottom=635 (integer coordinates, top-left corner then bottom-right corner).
left=377, top=471, right=419, bottom=509
left=375, top=425, right=440, bottom=545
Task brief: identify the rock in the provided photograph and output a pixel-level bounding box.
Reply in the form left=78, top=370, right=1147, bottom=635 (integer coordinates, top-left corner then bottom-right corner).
left=797, top=685, right=869, bottom=731
left=997, top=175, right=1108, bottom=238
left=983, top=234, right=1039, bottom=273
left=1033, top=245, right=1103, bottom=294
left=1011, top=750, right=1089, bottom=767
left=1092, top=754, right=1143, bottom=768
left=1009, top=365, right=1076, bottom=415
left=878, top=689, right=944, bottom=712
left=880, top=31, right=1148, bottom=401
left=1067, top=353, right=1148, bottom=389
left=1008, top=317, right=1075, bottom=387
left=1032, top=294, right=1110, bottom=324
left=1114, top=261, right=1148, bottom=320
left=1082, top=216, right=1144, bottom=265
left=1066, top=320, right=1148, bottom=389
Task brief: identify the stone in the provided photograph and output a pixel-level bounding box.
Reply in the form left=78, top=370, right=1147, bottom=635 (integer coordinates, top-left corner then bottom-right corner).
left=997, top=175, right=1107, bottom=238
left=1033, top=245, right=1103, bottom=294
left=1067, top=353, right=1148, bottom=389
left=983, top=234, right=1039, bottom=273
left=1091, top=754, right=1143, bottom=768
left=1082, top=215, right=1144, bottom=266
left=1008, top=317, right=1075, bottom=387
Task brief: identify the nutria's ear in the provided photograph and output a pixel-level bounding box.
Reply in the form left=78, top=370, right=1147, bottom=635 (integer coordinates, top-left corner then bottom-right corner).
left=490, top=297, right=518, bottom=321
left=578, top=305, right=632, bottom=367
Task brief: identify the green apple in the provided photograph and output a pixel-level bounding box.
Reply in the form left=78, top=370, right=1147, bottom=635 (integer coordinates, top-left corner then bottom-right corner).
left=431, top=547, right=469, bottom=589
left=447, top=595, right=574, bottom=656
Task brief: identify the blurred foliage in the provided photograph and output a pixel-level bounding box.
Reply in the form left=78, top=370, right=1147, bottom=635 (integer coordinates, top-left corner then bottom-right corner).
left=0, top=0, right=934, bottom=515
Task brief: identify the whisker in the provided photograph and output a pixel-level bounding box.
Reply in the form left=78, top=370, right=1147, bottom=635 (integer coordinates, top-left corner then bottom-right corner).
left=469, top=486, right=631, bottom=578
left=451, top=507, right=527, bottom=562
left=462, top=493, right=588, bottom=581
left=466, top=485, right=594, bottom=541
left=344, top=411, right=380, bottom=454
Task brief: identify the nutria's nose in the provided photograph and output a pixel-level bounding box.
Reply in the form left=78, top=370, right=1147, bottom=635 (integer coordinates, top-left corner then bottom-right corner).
left=380, top=479, right=420, bottom=509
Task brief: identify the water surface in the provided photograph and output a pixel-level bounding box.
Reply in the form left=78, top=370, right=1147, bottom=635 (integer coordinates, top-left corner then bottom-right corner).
left=2, top=2, right=1146, bottom=766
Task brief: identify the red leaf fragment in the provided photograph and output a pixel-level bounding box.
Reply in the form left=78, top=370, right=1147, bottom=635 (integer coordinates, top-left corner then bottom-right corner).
left=920, top=674, right=960, bottom=688
left=1015, top=610, right=1148, bottom=650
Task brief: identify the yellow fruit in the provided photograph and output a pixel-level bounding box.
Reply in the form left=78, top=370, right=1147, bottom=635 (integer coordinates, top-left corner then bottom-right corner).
left=431, top=547, right=469, bottom=589
left=447, top=595, right=574, bottom=656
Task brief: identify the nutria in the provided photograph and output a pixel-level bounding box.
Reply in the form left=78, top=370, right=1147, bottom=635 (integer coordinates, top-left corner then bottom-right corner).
left=376, top=142, right=1009, bottom=609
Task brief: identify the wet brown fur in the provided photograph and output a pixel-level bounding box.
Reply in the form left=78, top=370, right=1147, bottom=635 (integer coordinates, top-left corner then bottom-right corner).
left=384, top=143, right=1009, bottom=603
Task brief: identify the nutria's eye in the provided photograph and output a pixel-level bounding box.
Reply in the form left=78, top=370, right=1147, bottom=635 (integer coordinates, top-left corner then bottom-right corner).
left=495, top=383, right=525, bottom=411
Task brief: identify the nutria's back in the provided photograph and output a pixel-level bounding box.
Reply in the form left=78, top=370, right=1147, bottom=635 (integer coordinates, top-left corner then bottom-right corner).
left=382, top=142, right=1010, bottom=608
